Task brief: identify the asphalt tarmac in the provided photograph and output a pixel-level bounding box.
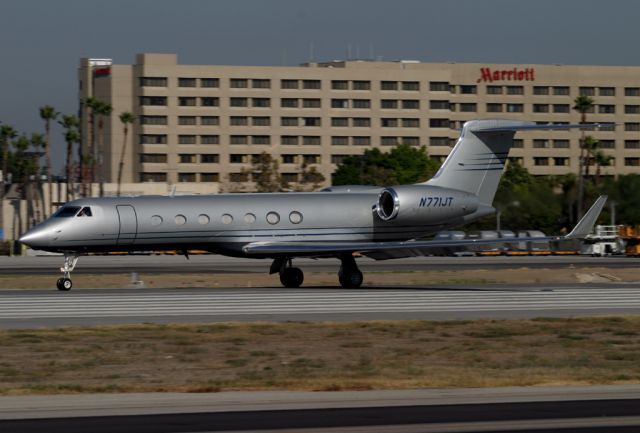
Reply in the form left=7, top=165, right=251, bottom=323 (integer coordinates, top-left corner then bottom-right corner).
left=2, top=386, right=640, bottom=432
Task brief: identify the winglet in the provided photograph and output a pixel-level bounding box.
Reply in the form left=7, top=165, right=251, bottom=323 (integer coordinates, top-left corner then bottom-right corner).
left=565, top=195, right=608, bottom=239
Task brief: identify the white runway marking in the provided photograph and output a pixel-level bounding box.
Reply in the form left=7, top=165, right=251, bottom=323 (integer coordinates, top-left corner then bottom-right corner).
left=1, top=287, right=640, bottom=319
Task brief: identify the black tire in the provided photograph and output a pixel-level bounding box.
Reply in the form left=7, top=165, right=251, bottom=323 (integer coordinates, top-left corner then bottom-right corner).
left=338, top=267, right=363, bottom=288
left=57, top=277, right=72, bottom=291
left=280, top=267, right=304, bottom=288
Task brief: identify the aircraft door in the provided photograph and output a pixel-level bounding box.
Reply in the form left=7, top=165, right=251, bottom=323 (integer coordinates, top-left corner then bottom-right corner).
left=116, top=205, right=138, bottom=245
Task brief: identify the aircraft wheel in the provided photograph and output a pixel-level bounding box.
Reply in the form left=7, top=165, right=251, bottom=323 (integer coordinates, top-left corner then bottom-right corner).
left=57, top=277, right=72, bottom=291
left=280, top=267, right=304, bottom=288
left=338, top=268, right=363, bottom=288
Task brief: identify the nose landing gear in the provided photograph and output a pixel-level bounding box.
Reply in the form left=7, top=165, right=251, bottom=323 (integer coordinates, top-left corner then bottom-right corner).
left=56, top=254, right=78, bottom=291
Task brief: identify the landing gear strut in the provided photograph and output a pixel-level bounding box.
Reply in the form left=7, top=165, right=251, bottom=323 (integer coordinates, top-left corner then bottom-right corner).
left=56, top=253, right=78, bottom=291
left=338, top=254, right=363, bottom=288
left=271, top=257, right=304, bottom=288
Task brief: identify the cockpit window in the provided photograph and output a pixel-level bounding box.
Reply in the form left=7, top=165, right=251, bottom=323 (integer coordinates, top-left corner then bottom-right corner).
left=77, top=207, right=92, bottom=217
left=53, top=206, right=81, bottom=218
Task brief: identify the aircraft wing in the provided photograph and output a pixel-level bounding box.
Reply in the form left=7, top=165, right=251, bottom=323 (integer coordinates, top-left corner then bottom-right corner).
left=243, top=196, right=607, bottom=259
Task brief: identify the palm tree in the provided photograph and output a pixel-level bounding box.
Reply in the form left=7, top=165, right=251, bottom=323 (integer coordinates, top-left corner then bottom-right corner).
left=30, top=133, right=46, bottom=223
left=0, top=124, right=17, bottom=198
left=95, top=101, right=113, bottom=196
left=582, top=135, right=599, bottom=179
left=593, top=149, right=614, bottom=186
left=117, top=112, right=135, bottom=197
left=572, top=95, right=595, bottom=219
left=39, top=105, right=58, bottom=214
left=59, top=115, right=80, bottom=201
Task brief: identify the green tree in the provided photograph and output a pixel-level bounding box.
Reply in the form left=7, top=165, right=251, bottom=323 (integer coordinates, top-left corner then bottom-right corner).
left=298, top=162, right=326, bottom=191
left=117, top=112, right=135, bottom=197
left=39, top=105, right=59, bottom=214
left=251, top=152, right=285, bottom=192
left=332, top=144, right=439, bottom=186
left=572, top=94, right=595, bottom=219
left=94, top=101, right=113, bottom=195
left=0, top=124, right=17, bottom=197
left=59, top=115, right=80, bottom=201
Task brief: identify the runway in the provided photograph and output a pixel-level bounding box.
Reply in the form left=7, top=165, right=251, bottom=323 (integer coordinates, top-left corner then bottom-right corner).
left=2, top=283, right=640, bottom=328
left=2, top=385, right=640, bottom=432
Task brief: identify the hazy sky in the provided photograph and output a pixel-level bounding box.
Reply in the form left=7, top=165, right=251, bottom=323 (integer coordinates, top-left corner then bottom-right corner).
left=1, top=0, right=638, bottom=172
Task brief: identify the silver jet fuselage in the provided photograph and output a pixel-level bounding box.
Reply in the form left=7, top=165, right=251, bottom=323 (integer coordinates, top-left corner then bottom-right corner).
left=22, top=184, right=482, bottom=256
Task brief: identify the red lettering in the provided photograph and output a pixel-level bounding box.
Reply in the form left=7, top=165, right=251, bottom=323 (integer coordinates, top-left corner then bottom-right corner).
left=517, top=71, right=524, bottom=80
left=477, top=67, right=536, bottom=83
left=477, top=67, right=492, bottom=83
left=530, top=68, right=535, bottom=81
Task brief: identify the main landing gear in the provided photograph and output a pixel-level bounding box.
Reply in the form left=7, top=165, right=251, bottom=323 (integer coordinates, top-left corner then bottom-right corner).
left=56, top=253, right=78, bottom=291
left=270, top=255, right=364, bottom=289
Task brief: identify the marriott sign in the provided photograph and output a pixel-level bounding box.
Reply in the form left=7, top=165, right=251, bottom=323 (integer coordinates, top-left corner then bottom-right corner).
left=476, top=67, right=535, bottom=83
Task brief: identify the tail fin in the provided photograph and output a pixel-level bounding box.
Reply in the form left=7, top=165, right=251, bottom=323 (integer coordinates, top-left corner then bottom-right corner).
left=426, top=119, right=595, bottom=205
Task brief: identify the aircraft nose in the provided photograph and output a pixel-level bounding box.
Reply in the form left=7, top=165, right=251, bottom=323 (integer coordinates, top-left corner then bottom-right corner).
left=19, top=227, right=50, bottom=248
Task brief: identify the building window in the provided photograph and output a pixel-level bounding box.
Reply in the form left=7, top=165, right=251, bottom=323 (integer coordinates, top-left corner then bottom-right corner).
left=331, top=155, right=349, bottom=164
left=201, top=173, right=219, bottom=182
left=303, top=154, right=320, bottom=164
left=281, top=154, right=296, bottom=164
left=281, top=117, right=298, bottom=127
left=352, top=99, right=371, bottom=109
left=381, top=118, right=398, bottom=127
left=178, top=135, right=196, bottom=144
left=281, top=79, right=299, bottom=89
left=487, top=103, right=503, bottom=113
left=381, top=136, right=399, bottom=146
left=553, top=104, right=570, bottom=113
left=331, top=117, right=349, bottom=127
left=230, top=78, right=248, bottom=88
left=200, top=97, right=219, bottom=107
left=229, top=154, right=246, bottom=163
left=139, top=77, right=167, bottom=87
left=402, top=81, right=420, bottom=91
left=250, top=98, right=269, bottom=108
left=506, top=86, right=524, bottom=95
left=201, top=116, right=219, bottom=125
left=331, top=136, right=348, bottom=146
left=178, top=97, right=197, bottom=107
left=252, top=116, right=270, bottom=126
left=599, top=122, right=616, bottom=131
left=178, top=77, right=197, bottom=87
left=598, top=105, right=616, bottom=114
left=179, top=154, right=197, bottom=163
left=552, top=86, right=570, bottom=96
left=553, top=139, right=570, bottom=148
left=459, top=103, right=477, bottom=112
left=140, top=96, right=167, bottom=106
left=401, top=99, right=420, bottom=109
left=252, top=79, right=271, bottom=89
left=229, top=172, right=249, bottom=182
left=140, top=134, right=167, bottom=144
left=302, top=98, right=320, bottom=108
left=230, top=116, right=248, bottom=126
left=533, top=104, right=549, bottom=113
left=381, top=81, right=398, bottom=91
left=554, top=157, right=569, bottom=166
left=599, top=140, right=615, bottom=149
left=625, top=140, right=640, bottom=149
left=200, top=78, right=219, bottom=88
left=281, top=98, right=298, bottom=108
left=282, top=173, right=298, bottom=183
left=459, top=85, right=477, bottom=94
left=534, top=157, right=549, bottom=166
left=625, top=105, right=640, bottom=114
left=352, top=80, right=371, bottom=90
left=533, top=86, right=549, bottom=95
left=178, top=173, right=196, bottom=182
left=429, top=137, right=450, bottom=146
left=230, top=135, right=248, bottom=145
left=353, top=136, right=371, bottom=146
left=486, top=85, right=503, bottom=95
left=200, top=135, right=219, bottom=144
left=178, top=116, right=196, bottom=125
left=599, top=87, right=616, bottom=96
left=430, top=100, right=450, bottom=110
left=533, top=139, right=550, bottom=148
left=230, top=97, right=248, bottom=107
left=625, top=87, right=640, bottom=97
left=625, top=123, right=640, bottom=131
left=140, top=172, right=167, bottom=182
left=579, top=87, right=595, bottom=96
left=252, top=135, right=270, bottom=145
left=353, top=117, right=371, bottom=127
left=303, top=136, right=321, bottom=145
left=625, top=157, right=640, bottom=166
left=429, top=118, right=450, bottom=128
left=141, top=115, right=168, bottom=125
left=401, top=136, right=420, bottom=146
left=429, top=81, right=450, bottom=91
left=402, top=118, right=420, bottom=127
left=331, top=99, right=349, bottom=108
left=139, top=153, right=168, bottom=163
left=281, top=135, right=299, bottom=145
left=331, top=80, right=348, bottom=90
left=381, top=99, right=398, bottom=109
left=303, top=117, right=321, bottom=126
left=302, top=79, right=321, bottom=89
left=512, top=139, right=523, bottom=148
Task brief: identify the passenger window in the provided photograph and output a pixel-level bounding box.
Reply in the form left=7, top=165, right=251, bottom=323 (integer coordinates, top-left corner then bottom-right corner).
left=77, top=207, right=92, bottom=217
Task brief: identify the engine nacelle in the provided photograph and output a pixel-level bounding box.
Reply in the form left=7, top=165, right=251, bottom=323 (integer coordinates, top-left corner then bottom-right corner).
left=375, top=185, right=479, bottom=225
